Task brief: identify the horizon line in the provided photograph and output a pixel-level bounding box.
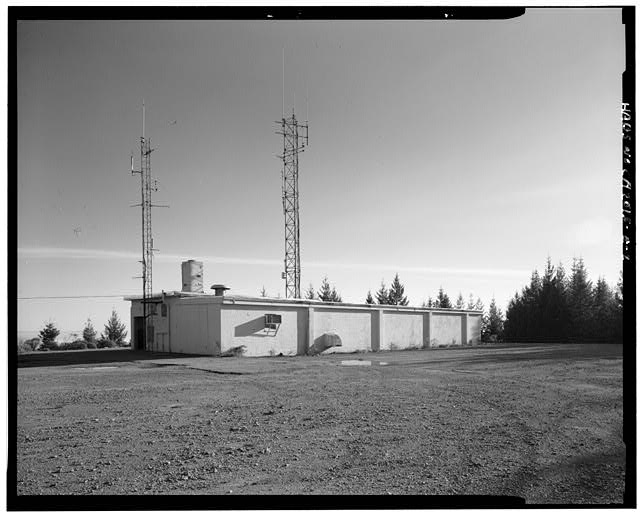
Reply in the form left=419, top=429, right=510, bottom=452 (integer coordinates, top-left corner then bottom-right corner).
left=18, top=246, right=531, bottom=278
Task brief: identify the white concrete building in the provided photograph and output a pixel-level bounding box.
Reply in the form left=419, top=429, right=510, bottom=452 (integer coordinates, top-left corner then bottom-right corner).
left=125, top=261, right=483, bottom=357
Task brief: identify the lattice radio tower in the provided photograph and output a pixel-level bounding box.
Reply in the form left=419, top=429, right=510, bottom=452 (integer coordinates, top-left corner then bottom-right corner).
left=130, top=101, right=159, bottom=350
left=276, top=106, right=308, bottom=299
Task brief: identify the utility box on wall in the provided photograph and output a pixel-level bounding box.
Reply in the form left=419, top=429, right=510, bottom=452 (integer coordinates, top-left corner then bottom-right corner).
left=265, top=314, right=282, bottom=330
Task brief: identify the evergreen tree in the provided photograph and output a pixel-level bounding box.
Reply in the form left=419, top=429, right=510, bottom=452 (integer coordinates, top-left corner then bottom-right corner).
left=82, top=318, right=97, bottom=345
left=454, top=293, right=465, bottom=309
left=318, top=277, right=333, bottom=302
left=304, top=283, right=316, bottom=300
left=484, top=297, right=504, bottom=342
left=503, top=292, right=521, bottom=341
left=568, top=257, right=593, bottom=340
left=467, top=293, right=475, bottom=310
left=388, top=273, right=409, bottom=306
left=318, top=277, right=342, bottom=302
left=365, top=290, right=375, bottom=304
left=591, top=277, right=619, bottom=343
left=260, top=286, right=268, bottom=297
left=101, top=310, right=128, bottom=347
left=39, top=321, right=60, bottom=350
left=530, top=269, right=542, bottom=297
left=436, top=287, right=452, bottom=309
left=375, top=281, right=389, bottom=305
left=536, top=257, right=569, bottom=342
left=504, top=257, right=622, bottom=344
left=474, top=297, right=488, bottom=338
left=426, top=297, right=434, bottom=308
left=556, top=261, right=569, bottom=296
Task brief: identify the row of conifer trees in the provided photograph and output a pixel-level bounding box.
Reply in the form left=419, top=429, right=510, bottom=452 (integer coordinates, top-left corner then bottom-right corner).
left=295, top=257, right=623, bottom=344
left=504, top=257, right=623, bottom=343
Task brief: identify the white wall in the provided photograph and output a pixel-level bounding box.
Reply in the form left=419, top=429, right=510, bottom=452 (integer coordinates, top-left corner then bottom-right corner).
left=382, top=312, right=424, bottom=350
left=129, top=296, right=485, bottom=356
left=170, top=302, right=220, bottom=355
left=431, top=313, right=462, bottom=346
left=220, top=305, right=302, bottom=357
left=467, top=315, right=482, bottom=345
left=312, top=308, right=372, bottom=354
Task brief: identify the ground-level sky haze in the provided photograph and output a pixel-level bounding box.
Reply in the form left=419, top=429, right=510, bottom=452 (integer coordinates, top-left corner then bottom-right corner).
left=17, top=9, right=625, bottom=336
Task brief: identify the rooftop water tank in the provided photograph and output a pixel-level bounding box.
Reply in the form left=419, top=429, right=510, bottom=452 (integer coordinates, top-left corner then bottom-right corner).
left=181, top=260, right=203, bottom=293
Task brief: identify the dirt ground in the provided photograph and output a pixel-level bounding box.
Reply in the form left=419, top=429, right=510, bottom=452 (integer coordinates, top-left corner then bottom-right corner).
left=15, top=344, right=625, bottom=503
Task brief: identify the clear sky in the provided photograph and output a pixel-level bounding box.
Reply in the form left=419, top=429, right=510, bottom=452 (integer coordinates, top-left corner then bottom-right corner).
left=16, top=9, right=625, bottom=337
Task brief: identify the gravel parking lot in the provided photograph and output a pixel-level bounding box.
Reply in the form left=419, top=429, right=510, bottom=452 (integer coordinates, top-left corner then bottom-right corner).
left=15, top=343, right=625, bottom=504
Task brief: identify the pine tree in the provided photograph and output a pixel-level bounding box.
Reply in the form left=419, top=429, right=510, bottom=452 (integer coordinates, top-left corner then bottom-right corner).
left=474, top=297, right=488, bottom=338
left=504, top=257, right=621, bottom=344
left=591, top=277, right=618, bottom=343
left=260, top=286, right=268, bottom=297
left=467, top=293, right=475, bottom=310
left=318, top=277, right=333, bottom=301
left=365, top=290, right=375, bottom=304
left=304, top=283, right=316, bottom=300
left=426, top=297, right=434, bottom=308
left=329, top=286, right=342, bottom=303
left=101, top=310, right=128, bottom=347
left=504, top=292, right=521, bottom=342
left=556, top=261, right=569, bottom=296
left=375, top=281, right=389, bottom=305
left=39, top=321, right=60, bottom=350
left=485, top=297, right=504, bottom=342
left=455, top=293, right=465, bottom=309
left=82, top=318, right=97, bottom=345
left=538, top=258, right=570, bottom=342
left=388, top=273, right=409, bottom=306
left=530, top=270, right=542, bottom=297
left=568, top=257, right=593, bottom=341
left=436, top=287, right=452, bottom=309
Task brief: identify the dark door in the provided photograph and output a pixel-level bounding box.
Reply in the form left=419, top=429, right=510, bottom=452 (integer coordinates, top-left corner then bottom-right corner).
left=134, top=316, right=144, bottom=350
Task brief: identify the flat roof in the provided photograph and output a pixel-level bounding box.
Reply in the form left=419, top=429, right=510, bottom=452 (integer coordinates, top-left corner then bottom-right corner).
left=124, top=291, right=483, bottom=314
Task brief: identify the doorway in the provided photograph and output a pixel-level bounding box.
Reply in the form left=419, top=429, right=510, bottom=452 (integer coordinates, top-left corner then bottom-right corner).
left=133, top=316, right=145, bottom=350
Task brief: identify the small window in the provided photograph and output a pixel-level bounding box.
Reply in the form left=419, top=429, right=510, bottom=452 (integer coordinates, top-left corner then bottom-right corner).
left=161, top=304, right=168, bottom=317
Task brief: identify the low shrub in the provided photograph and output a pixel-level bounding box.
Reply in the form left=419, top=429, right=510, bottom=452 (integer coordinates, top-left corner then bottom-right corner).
left=86, top=342, right=97, bottom=349
left=17, top=337, right=40, bottom=354
left=66, top=339, right=88, bottom=350
left=98, top=338, right=117, bottom=349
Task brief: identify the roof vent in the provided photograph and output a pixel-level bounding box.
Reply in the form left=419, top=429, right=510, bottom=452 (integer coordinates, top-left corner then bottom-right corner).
left=211, top=284, right=230, bottom=297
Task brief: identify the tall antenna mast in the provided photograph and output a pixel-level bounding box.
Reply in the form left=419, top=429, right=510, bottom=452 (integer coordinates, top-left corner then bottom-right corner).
left=131, top=100, right=161, bottom=351
left=276, top=81, right=308, bottom=299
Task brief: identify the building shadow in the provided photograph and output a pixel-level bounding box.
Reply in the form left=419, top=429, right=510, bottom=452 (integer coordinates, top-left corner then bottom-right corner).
left=234, top=317, right=278, bottom=337
left=17, top=348, right=202, bottom=369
